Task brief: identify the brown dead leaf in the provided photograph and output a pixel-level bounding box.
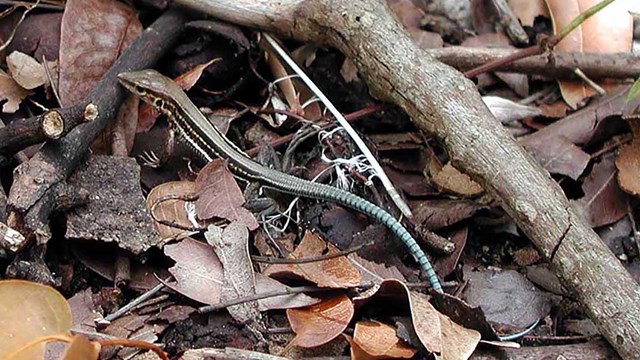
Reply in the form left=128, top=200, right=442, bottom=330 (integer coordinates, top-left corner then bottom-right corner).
left=547, top=0, right=633, bottom=108
left=175, top=58, right=221, bottom=90
left=0, top=69, right=29, bottom=113
left=0, top=280, right=72, bottom=360
left=287, top=293, right=354, bottom=348
left=255, top=273, right=321, bottom=311
left=508, top=0, right=550, bottom=26
left=539, top=101, right=570, bottom=118
left=347, top=253, right=406, bottom=285
left=429, top=162, right=484, bottom=197
left=439, top=313, right=482, bottom=360
left=72, top=242, right=170, bottom=292
left=616, top=142, right=640, bottom=196
left=205, top=223, right=260, bottom=324
left=352, top=320, right=416, bottom=359
left=146, top=181, right=198, bottom=239
left=616, top=115, right=640, bottom=196
left=463, top=269, right=550, bottom=329
left=58, top=0, right=142, bottom=106
left=521, top=135, right=591, bottom=180
left=264, top=48, right=303, bottom=116
left=6, top=51, right=55, bottom=90
left=483, top=96, right=542, bottom=124
left=263, top=231, right=362, bottom=288
left=574, top=156, right=629, bottom=227
left=195, top=160, right=259, bottom=230
left=406, top=287, right=442, bottom=354
left=412, top=199, right=485, bottom=230
left=164, top=237, right=224, bottom=305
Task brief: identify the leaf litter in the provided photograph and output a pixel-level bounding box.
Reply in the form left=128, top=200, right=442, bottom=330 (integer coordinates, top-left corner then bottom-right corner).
left=1, top=0, right=639, bottom=358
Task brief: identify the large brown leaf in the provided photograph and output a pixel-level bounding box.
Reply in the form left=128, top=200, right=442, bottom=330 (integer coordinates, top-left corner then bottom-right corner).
left=58, top=0, right=142, bottom=106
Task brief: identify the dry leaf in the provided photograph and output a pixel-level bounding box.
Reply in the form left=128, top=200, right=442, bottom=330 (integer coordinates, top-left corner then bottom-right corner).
left=264, top=49, right=303, bottom=116
left=175, top=58, right=221, bottom=90
left=463, top=269, right=550, bottom=330
left=0, top=69, right=30, bottom=113
left=111, top=93, right=139, bottom=155
left=547, top=0, right=633, bottom=108
left=574, top=156, right=629, bottom=227
left=287, top=294, right=354, bottom=348
left=0, top=280, right=72, bottom=360
left=616, top=116, right=640, bottom=196
left=616, top=142, right=640, bottom=196
left=195, top=160, right=259, bottom=231
left=164, top=237, right=224, bottom=305
left=6, top=51, right=55, bottom=90
left=263, top=231, right=362, bottom=288
left=255, top=273, right=321, bottom=311
left=521, top=135, right=591, bottom=180
left=429, top=162, right=484, bottom=197
left=205, top=223, right=260, bottom=324
left=352, top=320, right=416, bottom=359
left=58, top=0, right=142, bottom=106
left=439, top=313, right=482, bottom=360
left=146, top=181, right=198, bottom=239
left=347, top=253, right=406, bottom=285
left=483, top=96, right=542, bottom=124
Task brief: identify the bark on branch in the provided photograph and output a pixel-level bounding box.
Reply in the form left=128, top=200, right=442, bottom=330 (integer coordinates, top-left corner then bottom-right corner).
left=174, top=0, right=640, bottom=358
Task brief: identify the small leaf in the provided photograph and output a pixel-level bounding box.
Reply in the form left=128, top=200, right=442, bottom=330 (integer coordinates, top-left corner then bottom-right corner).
left=175, top=58, right=221, bottom=91
left=263, top=231, right=362, bottom=288
left=146, top=181, right=198, bottom=239
left=0, top=69, right=30, bottom=113
left=352, top=320, right=416, bottom=359
left=287, top=294, right=354, bottom=348
left=627, top=77, right=640, bottom=102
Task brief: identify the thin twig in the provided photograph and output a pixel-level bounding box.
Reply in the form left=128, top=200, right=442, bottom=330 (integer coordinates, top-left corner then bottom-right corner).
left=103, top=277, right=172, bottom=322
left=0, top=0, right=41, bottom=52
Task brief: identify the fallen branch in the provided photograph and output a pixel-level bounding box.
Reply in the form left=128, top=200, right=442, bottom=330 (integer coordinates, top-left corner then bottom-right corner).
left=173, top=0, right=640, bottom=358
left=430, top=47, right=640, bottom=80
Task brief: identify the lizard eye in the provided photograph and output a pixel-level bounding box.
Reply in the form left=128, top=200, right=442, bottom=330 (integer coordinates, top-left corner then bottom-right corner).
left=134, top=85, right=146, bottom=96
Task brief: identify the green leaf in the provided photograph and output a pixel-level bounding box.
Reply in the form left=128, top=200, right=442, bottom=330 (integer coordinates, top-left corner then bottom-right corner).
left=627, top=77, right=640, bottom=102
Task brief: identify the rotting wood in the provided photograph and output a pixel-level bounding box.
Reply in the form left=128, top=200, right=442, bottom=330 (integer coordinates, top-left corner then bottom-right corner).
left=173, top=0, right=640, bottom=358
